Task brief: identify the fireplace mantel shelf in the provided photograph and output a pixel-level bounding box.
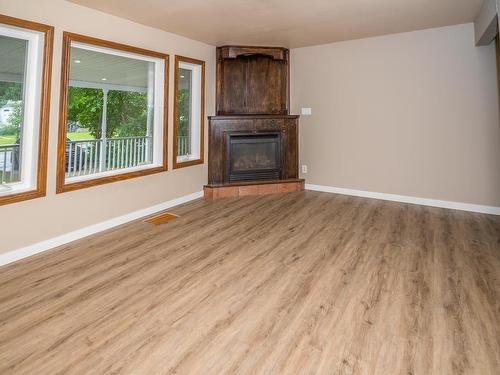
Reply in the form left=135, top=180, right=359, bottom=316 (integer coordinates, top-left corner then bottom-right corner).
left=208, top=114, right=300, bottom=120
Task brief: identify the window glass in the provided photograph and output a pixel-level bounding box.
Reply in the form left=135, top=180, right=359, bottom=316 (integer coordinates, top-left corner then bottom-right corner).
left=177, top=68, right=192, bottom=157
left=0, top=24, right=44, bottom=196
left=64, top=42, right=164, bottom=183
left=175, top=58, right=204, bottom=166
left=0, top=35, right=26, bottom=186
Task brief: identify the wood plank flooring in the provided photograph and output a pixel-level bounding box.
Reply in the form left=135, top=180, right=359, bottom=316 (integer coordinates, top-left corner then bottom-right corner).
left=0, top=191, right=499, bottom=374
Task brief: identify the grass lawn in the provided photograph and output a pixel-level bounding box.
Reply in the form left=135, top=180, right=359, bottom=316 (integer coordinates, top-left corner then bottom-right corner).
left=0, top=135, right=16, bottom=145
left=0, top=132, right=94, bottom=145
left=67, top=132, right=94, bottom=141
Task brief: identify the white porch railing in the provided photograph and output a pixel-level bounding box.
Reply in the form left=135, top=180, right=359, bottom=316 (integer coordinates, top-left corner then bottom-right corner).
left=0, top=144, right=20, bottom=184
left=2, top=135, right=192, bottom=183
left=177, top=135, right=191, bottom=156
left=66, top=136, right=153, bottom=178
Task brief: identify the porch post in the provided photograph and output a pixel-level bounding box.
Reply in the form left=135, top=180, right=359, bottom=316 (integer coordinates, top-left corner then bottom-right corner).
left=146, top=63, right=154, bottom=162
left=99, top=88, right=108, bottom=172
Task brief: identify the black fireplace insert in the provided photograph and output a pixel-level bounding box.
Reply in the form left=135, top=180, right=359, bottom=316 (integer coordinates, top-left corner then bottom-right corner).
left=227, top=133, right=281, bottom=182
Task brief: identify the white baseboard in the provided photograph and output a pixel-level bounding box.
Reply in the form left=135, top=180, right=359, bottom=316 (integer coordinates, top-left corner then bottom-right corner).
left=0, top=191, right=203, bottom=267
left=305, top=184, right=500, bottom=216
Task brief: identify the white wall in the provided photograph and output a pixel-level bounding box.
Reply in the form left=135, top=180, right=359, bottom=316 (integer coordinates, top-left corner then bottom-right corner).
left=291, top=23, right=500, bottom=207
left=0, top=0, right=215, bottom=254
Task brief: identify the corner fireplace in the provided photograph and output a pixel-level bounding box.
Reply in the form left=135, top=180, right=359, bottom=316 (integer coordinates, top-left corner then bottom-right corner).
left=227, top=133, right=281, bottom=182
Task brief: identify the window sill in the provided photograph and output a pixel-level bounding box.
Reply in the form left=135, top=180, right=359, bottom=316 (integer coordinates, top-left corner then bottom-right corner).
left=0, top=187, right=45, bottom=206
left=65, top=163, right=161, bottom=184
left=173, top=156, right=204, bottom=169
left=0, top=182, right=36, bottom=196
left=57, top=164, right=167, bottom=194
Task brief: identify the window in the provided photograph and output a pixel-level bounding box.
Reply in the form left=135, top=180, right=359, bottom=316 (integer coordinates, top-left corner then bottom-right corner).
left=0, top=15, right=53, bottom=206
left=173, top=55, right=205, bottom=169
left=57, top=33, right=168, bottom=193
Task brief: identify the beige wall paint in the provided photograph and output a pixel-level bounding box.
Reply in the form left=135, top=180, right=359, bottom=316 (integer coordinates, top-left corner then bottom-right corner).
left=291, top=23, right=500, bottom=207
left=497, top=38, right=500, bottom=105
left=0, top=0, right=215, bottom=254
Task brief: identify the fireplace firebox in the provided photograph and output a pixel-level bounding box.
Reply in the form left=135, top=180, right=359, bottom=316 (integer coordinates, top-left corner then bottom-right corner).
left=227, top=133, right=281, bottom=182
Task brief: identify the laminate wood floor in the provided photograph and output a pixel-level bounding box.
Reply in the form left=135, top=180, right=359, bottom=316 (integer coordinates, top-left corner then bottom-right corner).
left=0, top=191, right=499, bottom=375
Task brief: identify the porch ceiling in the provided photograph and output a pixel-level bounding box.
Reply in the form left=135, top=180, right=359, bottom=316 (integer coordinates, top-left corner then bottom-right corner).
left=0, top=35, right=26, bottom=82
left=69, top=47, right=150, bottom=90
left=0, top=35, right=149, bottom=92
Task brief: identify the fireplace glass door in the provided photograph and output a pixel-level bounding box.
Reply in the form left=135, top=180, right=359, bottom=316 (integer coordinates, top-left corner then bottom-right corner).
left=228, top=133, right=281, bottom=182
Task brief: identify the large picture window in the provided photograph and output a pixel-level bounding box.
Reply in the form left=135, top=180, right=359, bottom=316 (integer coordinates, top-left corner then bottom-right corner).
left=173, top=55, right=205, bottom=169
left=0, top=15, right=53, bottom=206
left=57, top=33, right=168, bottom=193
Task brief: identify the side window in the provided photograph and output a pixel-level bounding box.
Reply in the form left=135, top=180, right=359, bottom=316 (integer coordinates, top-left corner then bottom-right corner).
left=173, top=55, right=205, bottom=169
left=0, top=15, right=53, bottom=206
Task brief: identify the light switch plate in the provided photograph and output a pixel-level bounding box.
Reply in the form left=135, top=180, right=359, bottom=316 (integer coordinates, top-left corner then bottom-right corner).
left=301, top=107, right=312, bottom=116
left=301, top=165, right=308, bottom=173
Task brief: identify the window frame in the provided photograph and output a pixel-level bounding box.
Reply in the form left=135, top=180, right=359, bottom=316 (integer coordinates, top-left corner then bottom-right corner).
left=173, top=55, right=205, bottom=169
left=56, top=32, right=169, bottom=193
left=0, top=14, right=53, bottom=206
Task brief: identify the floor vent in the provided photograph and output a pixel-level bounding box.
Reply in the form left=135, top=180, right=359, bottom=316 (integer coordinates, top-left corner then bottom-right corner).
left=144, top=212, right=179, bottom=225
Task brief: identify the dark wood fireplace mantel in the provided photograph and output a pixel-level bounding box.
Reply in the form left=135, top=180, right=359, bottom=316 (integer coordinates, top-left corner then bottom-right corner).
left=205, top=46, right=304, bottom=198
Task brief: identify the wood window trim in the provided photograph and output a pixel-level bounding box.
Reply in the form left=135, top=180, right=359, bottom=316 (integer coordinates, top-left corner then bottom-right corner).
left=173, top=55, right=205, bottom=170
left=56, top=32, right=169, bottom=194
left=0, top=14, right=53, bottom=206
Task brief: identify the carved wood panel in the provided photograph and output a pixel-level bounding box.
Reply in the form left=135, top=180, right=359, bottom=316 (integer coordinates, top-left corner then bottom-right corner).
left=216, top=46, right=289, bottom=115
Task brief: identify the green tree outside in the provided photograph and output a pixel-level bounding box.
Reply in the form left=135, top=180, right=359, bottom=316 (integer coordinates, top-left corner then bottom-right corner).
left=67, top=87, right=148, bottom=139
left=0, top=82, right=23, bottom=138
left=0, top=83, right=163, bottom=141
left=0, top=82, right=22, bottom=107
left=177, top=89, right=190, bottom=137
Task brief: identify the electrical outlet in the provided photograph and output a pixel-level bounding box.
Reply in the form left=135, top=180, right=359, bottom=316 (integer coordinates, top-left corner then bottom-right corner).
left=301, top=107, right=312, bottom=116
left=301, top=165, right=308, bottom=174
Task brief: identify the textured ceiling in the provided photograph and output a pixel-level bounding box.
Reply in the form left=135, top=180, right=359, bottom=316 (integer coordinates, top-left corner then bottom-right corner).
left=67, top=0, right=483, bottom=48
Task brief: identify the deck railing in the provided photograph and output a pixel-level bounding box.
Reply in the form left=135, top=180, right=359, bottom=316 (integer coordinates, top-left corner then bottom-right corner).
left=177, top=135, right=191, bottom=156
left=1, top=135, right=192, bottom=184
left=66, top=136, right=153, bottom=178
left=0, top=144, right=20, bottom=184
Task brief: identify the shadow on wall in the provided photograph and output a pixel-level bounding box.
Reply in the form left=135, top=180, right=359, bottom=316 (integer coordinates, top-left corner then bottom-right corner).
left=497, top=35, right=500, bottom=116
left=496, top=34, right=500, bottom=171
